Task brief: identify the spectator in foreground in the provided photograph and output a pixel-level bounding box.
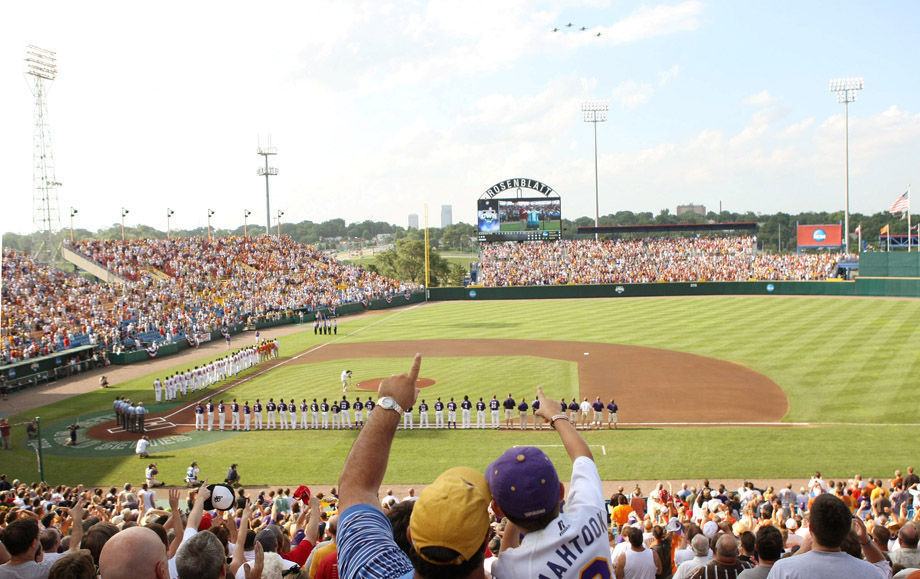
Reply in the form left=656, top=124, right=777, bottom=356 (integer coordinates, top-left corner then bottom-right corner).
left=687, top=533, right=750, bottom=578
left=336, top=354, right=494, bottom=579
left=738, top=524, right=783, bottom=578
left=487, top=386, right=612, bottom=578
left=769, top=494, right=889, bottom=578
left=98, top=526, right=169, bottom=579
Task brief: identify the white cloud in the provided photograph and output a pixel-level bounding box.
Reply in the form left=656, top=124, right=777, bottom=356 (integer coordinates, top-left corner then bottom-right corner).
left=744, top=90, right=778, bottom=106
left=658, top=65, right=680, bottom=86
left=596, top=1, right=703, bottom=45
left=613, top=80, right=655, bottom=109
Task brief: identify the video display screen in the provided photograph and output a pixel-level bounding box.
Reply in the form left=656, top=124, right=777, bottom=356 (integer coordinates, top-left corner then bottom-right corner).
left=477, top=197, right=562, bottom=242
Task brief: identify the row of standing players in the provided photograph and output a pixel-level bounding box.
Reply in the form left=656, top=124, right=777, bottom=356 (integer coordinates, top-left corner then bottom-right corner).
left=190, top=394, right=620, bottom=431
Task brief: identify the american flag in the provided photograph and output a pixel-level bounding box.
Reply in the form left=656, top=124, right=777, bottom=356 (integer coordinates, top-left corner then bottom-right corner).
left=889, top=189, right=909, bottom=214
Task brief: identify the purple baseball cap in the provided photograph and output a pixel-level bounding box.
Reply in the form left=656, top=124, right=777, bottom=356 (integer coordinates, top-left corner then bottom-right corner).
left=486, top=446, right=560, bottom=520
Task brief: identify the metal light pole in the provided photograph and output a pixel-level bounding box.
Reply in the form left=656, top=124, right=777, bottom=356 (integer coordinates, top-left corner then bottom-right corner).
left=257, top=142, right=278, bottom=237
left=166, top=209, right=174, bottom=240
left=276, top=210, right=284, bottom=237
left=69, top=207, right=78, bottom=243
left=829, top=77, right=864, bottom=254
left=582, top=100, right=608, bottom=240
left=207, top=209, right=215, bottom=241
left=120, top=208, right=129, bottom=243
left=243, top=210, right=252, bottom=237
left=35, top=416, right=45, bottom=482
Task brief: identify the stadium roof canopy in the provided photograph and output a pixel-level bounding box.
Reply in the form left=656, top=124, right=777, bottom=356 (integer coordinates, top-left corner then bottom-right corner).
left=576, top=222, right=758, bottom=236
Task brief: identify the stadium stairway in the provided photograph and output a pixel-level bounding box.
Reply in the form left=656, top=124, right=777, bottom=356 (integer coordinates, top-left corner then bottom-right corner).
left=143, top=266, right=172, bottom=281
left=61, top=245, right=129, bottom=284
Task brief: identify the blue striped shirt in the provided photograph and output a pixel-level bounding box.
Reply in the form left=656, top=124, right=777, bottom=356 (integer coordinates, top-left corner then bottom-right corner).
left=337, top=504, right=414, bottom=579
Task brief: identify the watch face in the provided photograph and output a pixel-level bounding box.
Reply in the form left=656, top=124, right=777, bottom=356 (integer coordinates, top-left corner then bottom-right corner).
left=379, top=397, right=395, bottom=410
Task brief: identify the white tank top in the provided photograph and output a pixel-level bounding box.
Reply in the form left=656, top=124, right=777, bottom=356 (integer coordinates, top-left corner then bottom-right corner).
left=624, top=546, right=657, bottom=579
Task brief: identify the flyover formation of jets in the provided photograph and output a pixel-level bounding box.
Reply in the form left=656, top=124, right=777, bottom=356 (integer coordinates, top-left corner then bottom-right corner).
left=552, top=22, right=602, bottom=37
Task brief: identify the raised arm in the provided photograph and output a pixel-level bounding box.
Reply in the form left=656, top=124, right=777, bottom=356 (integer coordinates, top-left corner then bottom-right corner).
left=230, top=498, right=253, bottom=576
left=338, top=354, right=420, bottom=513
left=534, top=385, right=592, bottom=462
left=186, top=480, right=210, bottom=533
left=69, top=497, right=85, bottom=552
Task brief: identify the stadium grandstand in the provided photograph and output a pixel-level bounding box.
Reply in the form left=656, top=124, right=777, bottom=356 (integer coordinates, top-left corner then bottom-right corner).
left=1, top=236, right=420, bottom=365
left=476, top=236, right=852, bottom=287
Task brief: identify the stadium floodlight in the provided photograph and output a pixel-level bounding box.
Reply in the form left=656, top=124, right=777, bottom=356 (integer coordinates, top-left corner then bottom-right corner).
left=244, top=209, right=252, bottom=237
left=69, top=207, right=78, bottom=243
left=276, top=210, right=284, bottom=237
left=167, top=208, right=175, bottom=240
left=582, top=100, right=608, bottom=240
left=120, top=208, right=129, bottom=243
left=829, top=77, right=864, bottom=253
left=258, top=140, right=279, bottom=236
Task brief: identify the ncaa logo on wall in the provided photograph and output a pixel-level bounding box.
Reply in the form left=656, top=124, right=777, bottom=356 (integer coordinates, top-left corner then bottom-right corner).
left=812, top=229, right=827, bottom=242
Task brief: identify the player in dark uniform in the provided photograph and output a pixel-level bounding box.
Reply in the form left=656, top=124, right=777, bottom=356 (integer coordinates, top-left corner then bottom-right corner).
left=592, top=397, right=605, bottom=430
left=340, top=396, right=352, bottom=429
left=364, top=397, right=375, bottom=413
left=567, top=398, right=580, bottom=422
left=206, top=399, right=215, bottom=431
left=218, top=400, right=226, bottom=431
left=310, top=398, right=319, bottom=429
left=331, top=400, right=341, bottom=430
left=289, top=399, right=297, bottom=429
left=532, top=396, right=543, bottom=429
left=254, top=399, right=263, bottom=430
left=243, top=401, right=252, bottom=431
left=434, top=397, right=445, bottom=428
left=517, top=397, right=529, bottom=430
left=300, top=399, right=309, bottom=429
left=194, top=402, right=205, bottom=431
left=460, top=395, right=472, bottom=429
left=607, top=399, right=619, bottom=430
left=277, top=400, right=288, bottom=430
left=320, top=398, right=330, bottom=429
left=476, top=397, right=486, bottom=429
left=418, top=399, right=429, bottom=428
left=490, top=395, right=501, bottom=429
left=231, top=399, right=240, bottom=431
left=353, top=397, right=364, bottom=428
left=446, top=398, right=458, bottom=429
left=503, top=393, right=516, bottom=429
left=266, top=398, right=277, bottom=429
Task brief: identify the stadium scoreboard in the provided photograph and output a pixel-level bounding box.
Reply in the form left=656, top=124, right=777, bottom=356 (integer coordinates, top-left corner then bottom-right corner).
left=477, top=196, right=562, bottom=242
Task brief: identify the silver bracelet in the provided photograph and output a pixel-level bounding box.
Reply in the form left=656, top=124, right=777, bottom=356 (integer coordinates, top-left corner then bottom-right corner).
left=550, top=414, right=570, bottom=428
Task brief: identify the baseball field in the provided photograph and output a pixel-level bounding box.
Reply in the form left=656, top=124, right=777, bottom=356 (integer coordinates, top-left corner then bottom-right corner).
left=5, top=295, right=919, bottom=487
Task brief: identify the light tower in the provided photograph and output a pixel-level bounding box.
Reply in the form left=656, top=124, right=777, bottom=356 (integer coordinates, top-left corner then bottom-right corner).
left=582, top=100, right=608, bottom=240
left=243, top=209, right=252, bottom=237
left=276, top=210, right=284, bottom=237
left=25, top=45, right=62, bottom=262
left=166, top=208, right=175, bottom=240
left=207, top=209, right=215, bottom=241
left=257, top=140, right=278, bottom=236
left=829, top=77, right=864, bottom=254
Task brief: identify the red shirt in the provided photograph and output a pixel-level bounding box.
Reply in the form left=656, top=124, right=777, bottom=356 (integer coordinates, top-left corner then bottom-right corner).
left=315, top=551, right=339, bottom=579
left=280, top=538, right=314, bottom=566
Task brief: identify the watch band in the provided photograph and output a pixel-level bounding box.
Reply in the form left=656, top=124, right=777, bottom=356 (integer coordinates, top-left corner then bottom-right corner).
left=376, top=396, right=403, bottom=415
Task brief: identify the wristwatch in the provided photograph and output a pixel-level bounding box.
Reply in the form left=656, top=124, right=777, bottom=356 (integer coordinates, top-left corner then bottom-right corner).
left=376, top=396, right=403, bottom=415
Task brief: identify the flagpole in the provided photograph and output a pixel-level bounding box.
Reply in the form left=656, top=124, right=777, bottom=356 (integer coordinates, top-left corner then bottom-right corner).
left=908, top=184, right=912, bottom=252
left=858, top=224, right=861, bottom=253
left=887, top=224, right=890, bottom=252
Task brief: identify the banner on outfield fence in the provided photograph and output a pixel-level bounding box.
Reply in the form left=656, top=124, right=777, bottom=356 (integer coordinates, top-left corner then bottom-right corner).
left=797, top=224, right=843, bottom=248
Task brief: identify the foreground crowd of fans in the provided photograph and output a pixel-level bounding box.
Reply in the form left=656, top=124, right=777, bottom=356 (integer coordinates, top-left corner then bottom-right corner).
left=477, top=237, right=849, bottom=286
left=1, top=237, right=418, bottom=364
left=2, top=358, right=917, bottom=578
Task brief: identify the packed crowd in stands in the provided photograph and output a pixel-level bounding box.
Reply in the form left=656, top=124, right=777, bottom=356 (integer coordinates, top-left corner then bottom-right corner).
left=477, top=236, right=850, bottom=286
left=1, top=237, right=419, bottom=365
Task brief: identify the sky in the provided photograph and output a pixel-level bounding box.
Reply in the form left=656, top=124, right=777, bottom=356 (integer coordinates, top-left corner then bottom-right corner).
left=2, top=0, right=919, bottom=235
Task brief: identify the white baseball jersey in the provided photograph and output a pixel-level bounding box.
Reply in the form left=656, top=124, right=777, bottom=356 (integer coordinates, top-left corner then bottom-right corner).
left=490, top=457, right=612, bottom=579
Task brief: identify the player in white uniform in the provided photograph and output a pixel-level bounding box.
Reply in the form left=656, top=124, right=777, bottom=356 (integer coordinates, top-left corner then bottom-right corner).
left=153, top=378, right=162, bottom=402
left=231, top=400, right=241, bottom=431
left=418, top=400, right=429, bottom=428
left=300, top=400, right=309, bottom=429
left=488, top=386, right=612, bottom=579
left=579, top=398, right=592, bottom=430
left=341, top=369, right=352, bottom=392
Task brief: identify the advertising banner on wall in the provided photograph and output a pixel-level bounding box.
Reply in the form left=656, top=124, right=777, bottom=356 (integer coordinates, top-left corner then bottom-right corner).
left=797, top=224, right=843, bottom=248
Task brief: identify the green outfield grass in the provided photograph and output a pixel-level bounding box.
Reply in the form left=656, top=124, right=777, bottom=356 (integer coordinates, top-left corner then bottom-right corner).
left=4, top=296, right=919, bottom=486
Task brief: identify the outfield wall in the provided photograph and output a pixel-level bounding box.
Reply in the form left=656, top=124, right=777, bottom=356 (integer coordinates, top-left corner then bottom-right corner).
left=430, top=279, right=919, bottom=300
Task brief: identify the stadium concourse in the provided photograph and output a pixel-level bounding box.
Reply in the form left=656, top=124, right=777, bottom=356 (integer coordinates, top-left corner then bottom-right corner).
left=1, top=236, right=420, bottom=365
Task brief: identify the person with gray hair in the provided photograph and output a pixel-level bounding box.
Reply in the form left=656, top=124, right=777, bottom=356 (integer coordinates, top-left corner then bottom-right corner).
left=674, top=534, right=712, bottom=579
left=687, top=533, right=751, bottom=578
left=175, top=530, right=225, bottom=578
left=891, top=522, right=920, bottom=570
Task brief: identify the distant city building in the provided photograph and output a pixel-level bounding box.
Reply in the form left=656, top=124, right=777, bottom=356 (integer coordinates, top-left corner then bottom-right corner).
left=677, top=204, right=706, bottom=216
left=441, top=205, right=453, bottom=228
left=408, top=214, right=419, bottom=229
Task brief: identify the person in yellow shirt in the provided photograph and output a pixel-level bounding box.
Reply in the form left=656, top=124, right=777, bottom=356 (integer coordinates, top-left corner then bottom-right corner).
left=610, top=494, right=634, bottom=528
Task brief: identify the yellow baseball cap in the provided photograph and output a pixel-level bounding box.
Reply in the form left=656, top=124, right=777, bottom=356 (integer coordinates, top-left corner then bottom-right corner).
left=409, top=466, right=492, bottom=565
